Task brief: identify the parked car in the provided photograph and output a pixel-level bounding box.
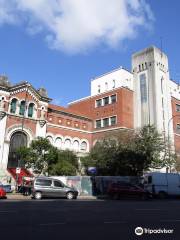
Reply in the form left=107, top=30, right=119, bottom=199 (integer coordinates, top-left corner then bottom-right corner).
left=0, top=184, right=12, bottom=193
left=107, top=182, right=151, bottom=200
left=144, top=172, right=180, bottom=198
left=0, top=187, right=7, bottom=199
left=31, top=177, right=78, bottom=200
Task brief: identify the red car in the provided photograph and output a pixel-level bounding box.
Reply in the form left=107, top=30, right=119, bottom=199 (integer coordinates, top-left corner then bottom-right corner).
left=0, top=187, right=7, bottom=199
left=107, top=182, right=151, bottom=200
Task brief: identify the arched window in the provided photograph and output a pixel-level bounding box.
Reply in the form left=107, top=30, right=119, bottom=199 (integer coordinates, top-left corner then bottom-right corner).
left=64, top=139, right=71, bottom=149
left=19, top=101, right=26, bottom=116
left=80, top=141, right=87, bottom=152
left=55, top=137, right=62, bottom=149
left=46, top=136, right=53, bottom=145
left=28, top=103, right=34, bottom=117
left=8, top=131, right=27, bottom=168
left=10, top=98, right=17, bottom=114
left=73, top=140, right=79, bottom=152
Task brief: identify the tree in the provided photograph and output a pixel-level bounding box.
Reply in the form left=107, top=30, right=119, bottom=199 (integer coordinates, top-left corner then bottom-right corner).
left=17, top=137, right=79, bottom=176
left=82, top=125, right=172, bottom=176
left=17, top=137, right=59, bottom=175
left=49, top=160, right=77, bottom=176
left=48, top=150, right=79, bottom=176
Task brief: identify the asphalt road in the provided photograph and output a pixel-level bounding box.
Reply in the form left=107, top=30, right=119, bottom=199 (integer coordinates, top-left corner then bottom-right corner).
left=0, top=198, right=180, bottom=240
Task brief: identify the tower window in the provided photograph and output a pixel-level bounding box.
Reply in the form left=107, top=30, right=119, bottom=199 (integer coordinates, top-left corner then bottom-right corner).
left=140, top=74, right=147, bottom=103
left=113, top=79, right=116, bottom=88
left=98, top=85, right=101, bottom=93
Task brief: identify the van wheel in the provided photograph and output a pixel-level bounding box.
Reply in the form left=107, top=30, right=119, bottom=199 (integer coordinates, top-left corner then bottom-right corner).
left=66, top=192, right=74, bottom=200
left=34, top=192, right=42, bottom=200
left=158, top=191, right=167, bottom=199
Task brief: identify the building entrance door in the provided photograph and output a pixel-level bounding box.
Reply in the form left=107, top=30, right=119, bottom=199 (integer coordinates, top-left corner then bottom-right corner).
left=8, top=131, right=27, bottom=168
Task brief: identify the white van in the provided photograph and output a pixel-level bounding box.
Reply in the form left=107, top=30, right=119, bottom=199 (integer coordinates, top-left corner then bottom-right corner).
left=143, top=172, right=180, bottom=198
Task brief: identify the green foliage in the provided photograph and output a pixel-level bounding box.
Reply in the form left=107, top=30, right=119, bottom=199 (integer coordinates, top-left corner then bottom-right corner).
left=82, top=125, right=174, bottom=176
left=17, top=137, right=78, bottom=176
left=49, top=160, right=77, bottom=176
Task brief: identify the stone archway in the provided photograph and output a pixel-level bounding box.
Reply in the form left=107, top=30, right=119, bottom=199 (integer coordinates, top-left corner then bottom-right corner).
left=8, top=131, right=27, bottom=168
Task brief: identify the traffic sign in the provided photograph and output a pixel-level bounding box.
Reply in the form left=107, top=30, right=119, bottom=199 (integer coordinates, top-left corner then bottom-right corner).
left=16, top=168, right=21, bottom=174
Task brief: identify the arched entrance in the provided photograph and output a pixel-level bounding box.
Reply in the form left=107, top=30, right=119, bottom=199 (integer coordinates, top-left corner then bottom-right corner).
left=8, top=131, right=27, bottom=168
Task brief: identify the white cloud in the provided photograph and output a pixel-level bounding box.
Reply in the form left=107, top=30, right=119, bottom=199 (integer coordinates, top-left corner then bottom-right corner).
left=0, top=0, right=154, bottom=53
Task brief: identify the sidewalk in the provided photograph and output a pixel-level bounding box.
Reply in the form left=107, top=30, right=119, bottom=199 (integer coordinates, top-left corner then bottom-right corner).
left=6, top=193, right=98, bottom=200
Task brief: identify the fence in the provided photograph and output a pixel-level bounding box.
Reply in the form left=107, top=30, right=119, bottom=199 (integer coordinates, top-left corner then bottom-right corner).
left=51, top=176, right=140, bottom=196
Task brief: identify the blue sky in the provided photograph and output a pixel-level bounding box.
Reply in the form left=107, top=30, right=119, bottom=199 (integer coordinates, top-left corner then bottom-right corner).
left=0, top=0, right=180, bottom=106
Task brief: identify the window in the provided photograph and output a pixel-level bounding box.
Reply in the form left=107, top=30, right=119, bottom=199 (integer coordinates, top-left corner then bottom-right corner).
left=110, top=116, right=116, bottom=126
left=10, top=98, right=17, bottom=114
left=111, top=95, right=116, bottom=104
left=103, top=97, right=109, bottom=105
left=112, top=79, right=115, bottom=88
left=176, top=124, right=180, bottom=134
left=46, top=136, right=53, bottom=144
left=98, top=85, right=101, bottom=93
left=140, top=74, right=147, bottom=103
left=81, top=141, right=87, bottom=151
left=28, top=103, right=34, bottom=117
left=73, top=140, right=79, bottom=152
left=55, top=138, right=62, bottom=148
left=54, top=180, right=64, bottom=188
left=35, top=179, right=52, bottom=186
left=96, top=99, right=102, bottom=107
left=176, top=104, right=180, bottom=112
left=96, top=120, right=101, bottom=128
left=64, top=139, right=71, bottom=149
left=103, top=118, right=109, bottom=127
left=161, top=77, right=164, bottom=94
left=105, top=82, right=108, bottom=91
left=19, top=101, right=26, bottom=116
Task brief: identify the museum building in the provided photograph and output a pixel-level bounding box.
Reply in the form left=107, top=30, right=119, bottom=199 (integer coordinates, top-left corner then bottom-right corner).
left=0, top=46, right=180, bottom=182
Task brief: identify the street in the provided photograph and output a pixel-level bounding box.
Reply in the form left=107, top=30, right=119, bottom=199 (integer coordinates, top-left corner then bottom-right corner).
left=0, top=198, right=180, bottom=240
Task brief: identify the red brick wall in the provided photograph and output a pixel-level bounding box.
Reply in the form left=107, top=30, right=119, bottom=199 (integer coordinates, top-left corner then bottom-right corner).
left=69, top=87, right=134, bottom=130
left=171, top=97, right=180, bottom=154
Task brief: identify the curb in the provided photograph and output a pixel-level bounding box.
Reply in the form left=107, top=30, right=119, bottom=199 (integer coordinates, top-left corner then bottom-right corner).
left=6, top=193, right=98, bottom=200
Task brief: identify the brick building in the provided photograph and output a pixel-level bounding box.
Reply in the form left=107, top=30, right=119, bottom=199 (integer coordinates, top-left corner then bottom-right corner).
left=0, top=45, right=180, bottom=181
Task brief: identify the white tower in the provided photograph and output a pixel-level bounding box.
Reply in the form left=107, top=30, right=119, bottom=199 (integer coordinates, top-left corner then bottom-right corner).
left=132, top=46, right=173, bottom=139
